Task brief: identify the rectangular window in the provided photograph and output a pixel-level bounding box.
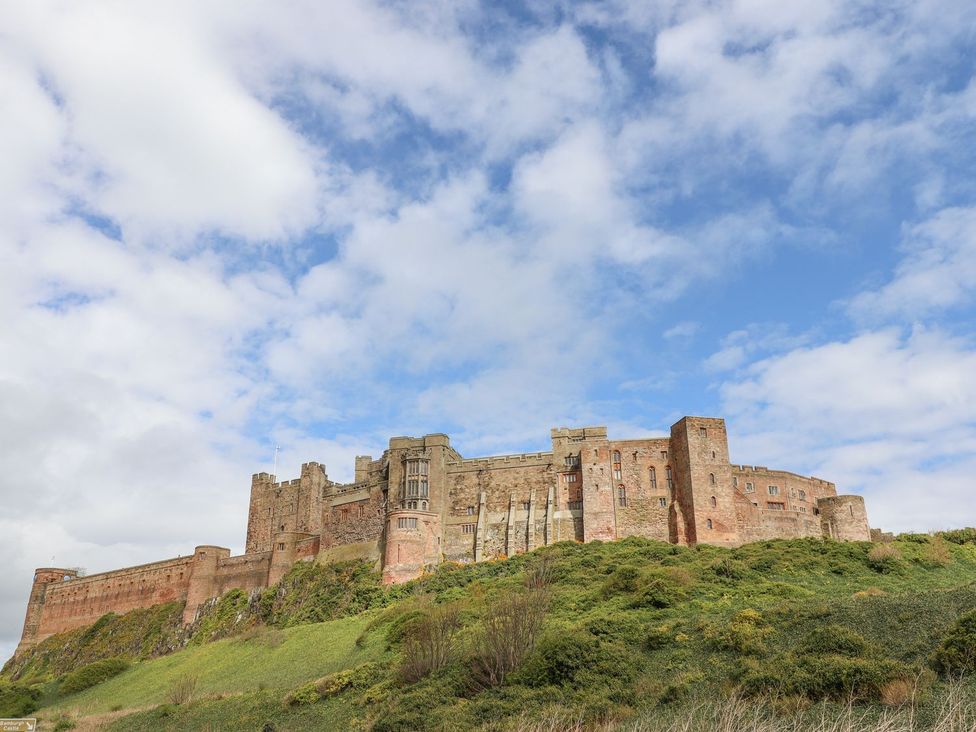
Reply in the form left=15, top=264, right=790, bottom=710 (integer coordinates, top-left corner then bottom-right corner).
left=565, top=473, right=577, bottom=483
left=358, top=505, right=365, bottom=517
left=466, top=505, right=475, bottom=515
left=568, top=500, right=583, bottom=511
left=768, top=485, right=779, bottom=495
left=617, top=486, right=627, bottom=507
left=798, top=490, right=806, bottom=501
left=564, top=454, right=580, bottom=467
left=649, top=467, right=657, bottom=489
left=278, top=543, right=285, bottom=551
left=767, top=502, right=785, bottom=511
left=660, top=450, right=668, bottom=460
left=397, top=517, right=418, bottom=529
left=461, top=523, right=476, bottom=534
left=732, top=476, right=738, bottom=487
left=520, top=501, right=530, bottom=511
left=699, top=427, right=707, bottom=437
left=745, top=482, right=754, bottom=493
left=613, top=468, right=622, bottom=480
left=666, top=466, right=673, bottom=491
left=658, top=497, right=667, bottom=507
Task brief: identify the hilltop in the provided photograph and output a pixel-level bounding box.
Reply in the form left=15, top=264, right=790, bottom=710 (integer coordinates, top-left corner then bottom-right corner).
left=3, top=530, right=976, bottom=731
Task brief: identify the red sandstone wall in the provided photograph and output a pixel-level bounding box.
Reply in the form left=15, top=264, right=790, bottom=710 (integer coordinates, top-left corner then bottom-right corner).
left=213, top=552, right=273, bottom=596
left=606, top=438, right=673, bottom=542
left=34, top=556, right=194, bottom=642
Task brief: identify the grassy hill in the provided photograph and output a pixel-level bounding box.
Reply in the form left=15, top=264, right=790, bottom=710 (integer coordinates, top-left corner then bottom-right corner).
left=3, top=530, right=976, bottom=731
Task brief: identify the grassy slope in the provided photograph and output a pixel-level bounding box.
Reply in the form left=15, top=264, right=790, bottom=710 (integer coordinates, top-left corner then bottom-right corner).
left=10, top=534, right=976, bottom=731
left=43, top=615, right=382, bottom=717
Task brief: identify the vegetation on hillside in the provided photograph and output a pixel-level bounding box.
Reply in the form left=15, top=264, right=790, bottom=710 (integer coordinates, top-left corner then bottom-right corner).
left=3, top=530, right=975, bottom=730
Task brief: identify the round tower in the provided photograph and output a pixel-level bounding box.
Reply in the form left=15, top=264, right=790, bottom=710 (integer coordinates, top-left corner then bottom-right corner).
left=818, top=495, right=871, bottom=541
left=16, top=567, right=77, bottom=655
left=183, top=545, right=230, bottom=623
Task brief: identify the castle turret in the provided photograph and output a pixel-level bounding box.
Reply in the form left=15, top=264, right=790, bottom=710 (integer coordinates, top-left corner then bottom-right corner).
left=183, top=545, right=230, bottom=623
left=15, top=568, right=77, bottom=655
left=818, top=495, right=871, bottom=541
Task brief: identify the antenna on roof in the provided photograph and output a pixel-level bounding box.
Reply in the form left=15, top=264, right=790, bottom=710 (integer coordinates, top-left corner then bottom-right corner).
left=272, top=444, right=280, bottom=482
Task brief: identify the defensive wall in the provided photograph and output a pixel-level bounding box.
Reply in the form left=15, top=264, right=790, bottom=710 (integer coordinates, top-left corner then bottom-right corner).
left=16, top=415, right=873, bottom=655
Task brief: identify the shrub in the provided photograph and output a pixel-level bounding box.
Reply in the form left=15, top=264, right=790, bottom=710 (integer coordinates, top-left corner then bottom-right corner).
left=601, top=565, right=641, bottom=596
left=704, top=609, right=769, bottom=656
left=283, top=681, right=320, bottom=707
left=59, top=657, right=130, bottom=694
left=469, top=588, right=550, bottom=688
left=510, top=629, right=602, bottom=687
left=799, top=625, right=871, bottom=658
left=317, top=661, right=381, bottom=697
left=400, top=603, right=463, bottom=683
left=166, top=673, right=198, bottom=705
left=710, top=557, right=748, bottom=580
left=867, top=544, right=902, bottom=573
left=631, top=574, right=686, bottom=609
left=52, top=716, right=77, bottom=731
left=738, top=654, right=914, bottom=702
left=933, top=609, right=976, bottom=676
left=0, top=681, right=40, bottom=717
left=919, top=536, right=952, bottom=568
left=939, top=528, right=976, bottom=545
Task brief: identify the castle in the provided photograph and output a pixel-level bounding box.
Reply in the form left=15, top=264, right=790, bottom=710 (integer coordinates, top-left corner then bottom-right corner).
left=15, top=416, right=871, bottom=654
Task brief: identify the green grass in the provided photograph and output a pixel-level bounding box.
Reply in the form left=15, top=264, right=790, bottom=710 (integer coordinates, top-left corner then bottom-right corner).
left=42, top=614, right=385, bottom=717
left=8, top=534, right=976, bottom=731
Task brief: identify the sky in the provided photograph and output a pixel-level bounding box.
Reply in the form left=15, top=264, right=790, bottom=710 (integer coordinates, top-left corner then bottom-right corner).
left=1, top=0, right=975, bottom=661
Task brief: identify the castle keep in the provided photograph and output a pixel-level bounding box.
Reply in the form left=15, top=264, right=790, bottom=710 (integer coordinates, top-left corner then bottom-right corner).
left=16, top=416, right=871, bottom=654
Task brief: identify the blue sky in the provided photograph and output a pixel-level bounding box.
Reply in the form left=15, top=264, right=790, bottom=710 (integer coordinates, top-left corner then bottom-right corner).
left=2, top=0, right=976, bottom=658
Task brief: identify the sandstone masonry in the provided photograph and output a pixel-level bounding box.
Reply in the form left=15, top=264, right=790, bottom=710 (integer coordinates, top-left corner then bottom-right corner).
left=15, top=416, right=871, bottom=654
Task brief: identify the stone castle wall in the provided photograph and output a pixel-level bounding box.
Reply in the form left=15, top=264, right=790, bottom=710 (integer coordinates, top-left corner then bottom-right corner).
left=16, top=415, right=873, bottom=655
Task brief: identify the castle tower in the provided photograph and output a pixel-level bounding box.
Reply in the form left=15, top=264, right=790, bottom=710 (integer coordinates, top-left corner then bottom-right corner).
left=15, top=568, right=77, bottom=655
left=182, top=545, right=230, bottom=623
left=818, top=495, right=871, bottom=541
left=245, top=462, right=328, bottom=554
left=381, top=433, right=457, bottom=582
left=670, top=416, right=739, bottom=546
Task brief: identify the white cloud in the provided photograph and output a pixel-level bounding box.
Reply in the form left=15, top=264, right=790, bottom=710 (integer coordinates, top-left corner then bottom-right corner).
left=6, top=3, right=321, bottom=244
left=719, top=328, right=976, bottom=533
left=849, top=207, right=976, bottom=321
left=663, top=321, right=700, bottom=340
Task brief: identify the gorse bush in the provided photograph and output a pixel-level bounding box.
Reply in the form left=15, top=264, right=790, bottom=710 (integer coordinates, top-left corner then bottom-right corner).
left=933, top=609, right=976, bottom=676
left=0, top=680, right=40, bottom=717
left=738, top=653, right=914, bottom=702
left=867, top=544, right=903, bottom=573
left=940, top=528, right=976, bottom=545
left=510, top=629, right=603, bottom=687
left=799, top=626, right=872, bottom=658
left=60, top=657, right=129, bottom=694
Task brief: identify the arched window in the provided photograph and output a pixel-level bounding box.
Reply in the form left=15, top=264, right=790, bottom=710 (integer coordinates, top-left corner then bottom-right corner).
left=617, top=485, right=627, bottom=507
left=649, top=466, right=657, bottom=489
left=710, top=495, right=717, bottom=507
left=709, top=473, right=716, bottom=485
left=706, top=518, right=713, bottom=529
left=612, top=450, right=621, bottom=462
